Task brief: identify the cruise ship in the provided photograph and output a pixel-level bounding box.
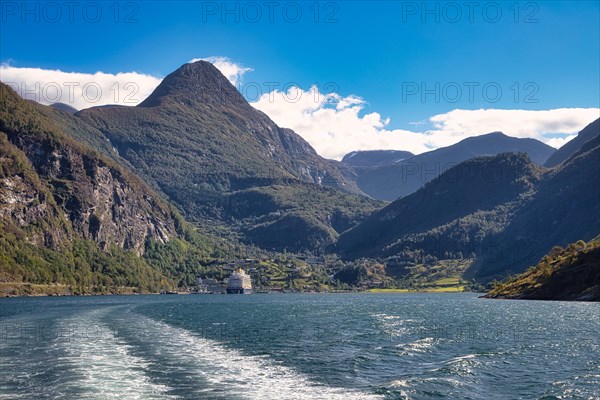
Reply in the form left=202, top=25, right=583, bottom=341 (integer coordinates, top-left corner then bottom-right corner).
left=226, top=269, right=253, bottom=294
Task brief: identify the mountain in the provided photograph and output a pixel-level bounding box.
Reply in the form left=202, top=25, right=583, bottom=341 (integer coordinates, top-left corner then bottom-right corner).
left=80, top=61, right=362, bottom=197
left=485, top=237, right=600, bottom=301
left=353, top=132, right=555, bottom=201
left=0, top=82, right=213, bottom=294
left=341, top=150, right=414, bottom=168
left=337, top=129, right=600, bottom=282
left=75, top=61, right=381, bottom=252
left=543, top=118, right=600, bottom=167
left=469, top=135, right=600, bottom=281
left=337, top=152, right=542, bottom=260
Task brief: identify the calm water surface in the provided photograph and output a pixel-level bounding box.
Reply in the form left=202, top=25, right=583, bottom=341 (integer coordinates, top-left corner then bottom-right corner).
left=0, top=293, right=598, bottom=399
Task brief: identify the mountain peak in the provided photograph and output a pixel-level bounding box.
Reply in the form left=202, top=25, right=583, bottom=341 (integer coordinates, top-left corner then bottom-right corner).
left=455, top=131, right=553, bottom=153
left=464, top=131, right=507, bottom=141
left=139, top=61, right=246, bottom=108
left=484, top=131, right=506, bottom=137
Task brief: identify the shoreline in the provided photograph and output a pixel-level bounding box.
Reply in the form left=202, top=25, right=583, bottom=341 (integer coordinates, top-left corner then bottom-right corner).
left=480, top=294, right=600, bottom=302
left=0, top=282, right=154, bottom=298
left=0, top=281, right=478, bottom=298
left=0, top=288, right=477, bottom=298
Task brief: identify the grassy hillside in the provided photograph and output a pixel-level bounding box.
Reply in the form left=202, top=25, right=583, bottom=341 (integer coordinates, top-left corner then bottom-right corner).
left=485, top=237, right=600, bottom=301
left=225, top=184, right=381, bottom=251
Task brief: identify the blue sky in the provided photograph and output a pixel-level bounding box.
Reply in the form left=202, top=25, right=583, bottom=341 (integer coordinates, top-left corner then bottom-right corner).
left=1, top=1, right=599, bottom=158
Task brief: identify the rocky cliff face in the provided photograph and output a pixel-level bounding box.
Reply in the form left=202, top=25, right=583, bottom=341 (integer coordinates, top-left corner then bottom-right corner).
left=16, top=137, right=174, bottom=255
left=0, top=133, right=69, bottom=249
left=0, top=83, right=180, bottom=256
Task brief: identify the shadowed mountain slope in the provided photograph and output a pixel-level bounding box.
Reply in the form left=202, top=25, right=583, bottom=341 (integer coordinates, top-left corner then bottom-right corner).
left=337, top=152, right=542, bottom=260
left=544, top=118, right=600, bottom=167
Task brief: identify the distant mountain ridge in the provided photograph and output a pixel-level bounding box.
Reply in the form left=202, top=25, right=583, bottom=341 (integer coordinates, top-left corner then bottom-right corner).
left=350, top=132, right=555, bottom=201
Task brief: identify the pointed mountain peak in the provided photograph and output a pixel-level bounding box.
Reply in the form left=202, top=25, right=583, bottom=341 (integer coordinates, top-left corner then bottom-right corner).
left=139, top=61, right=247, bottom=108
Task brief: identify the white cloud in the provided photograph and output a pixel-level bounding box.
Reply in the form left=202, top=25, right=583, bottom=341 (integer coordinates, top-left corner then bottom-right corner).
left=2, top=60, right=598, bottom=160
left=0, top=64, right=162, bottom=110
left=545, top=135, right=578, bottom=149
left=429, top=108, right=599, bottom=141
left=251, top=85, right=599, bottom=160
left=251, top=85, right=434, bottom=158
left=0, top=57, right=251, bottom=110
left=189, top=56, right=252, bottom=86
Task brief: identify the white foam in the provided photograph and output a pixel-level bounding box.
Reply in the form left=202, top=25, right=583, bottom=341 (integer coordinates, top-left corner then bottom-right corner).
left=60, top=312, right=173, bottom=399
left=371, top=313, right=424, bottom=340
left=389, top=379, right=410, bottom=388
left=446, top=354, right=478, bottom=363
left=395, top=337, right=435, bottom=356
left=129, top=315, right=384, bottom=400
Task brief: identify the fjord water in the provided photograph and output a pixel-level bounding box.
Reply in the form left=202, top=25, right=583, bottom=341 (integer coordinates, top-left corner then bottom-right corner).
left=1, top=293, right=598, bottom=399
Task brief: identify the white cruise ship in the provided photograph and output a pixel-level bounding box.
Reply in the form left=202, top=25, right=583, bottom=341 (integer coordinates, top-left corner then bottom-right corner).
left=226, top=269, right=253, bottom=294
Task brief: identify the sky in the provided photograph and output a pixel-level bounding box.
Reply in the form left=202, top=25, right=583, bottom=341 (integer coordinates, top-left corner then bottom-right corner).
left=1, top=0, right=599, bottom=159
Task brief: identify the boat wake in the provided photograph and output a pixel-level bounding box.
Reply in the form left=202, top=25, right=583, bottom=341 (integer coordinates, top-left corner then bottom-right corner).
left=114, top=312, right=384, bottom=399
left=61, top=310, right=174, bottom=399
left=23, top=307, right=384, bottom=399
